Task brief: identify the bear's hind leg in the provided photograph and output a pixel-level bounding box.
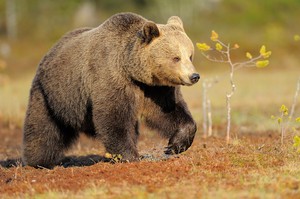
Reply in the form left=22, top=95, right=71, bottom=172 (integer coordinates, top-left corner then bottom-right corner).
left=22, top=86, right=78, bottom=168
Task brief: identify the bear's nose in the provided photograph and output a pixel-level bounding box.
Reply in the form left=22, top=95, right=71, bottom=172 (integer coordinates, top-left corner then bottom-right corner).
left=190, top=73, right=200, bottom=83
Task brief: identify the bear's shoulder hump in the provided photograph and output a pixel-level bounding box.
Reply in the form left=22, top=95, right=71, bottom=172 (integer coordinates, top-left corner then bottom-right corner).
left=103, top=12, right=146, bottom=32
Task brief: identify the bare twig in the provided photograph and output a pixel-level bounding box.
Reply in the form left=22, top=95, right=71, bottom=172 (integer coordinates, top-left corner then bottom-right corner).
left=202, top=81, right=208, bottom=138
left=280, top=111, right=285, bottom=145
left=290, top=78, right=300, bottom=119
left=207, top=99, right=212, bottom=137
left=202, top=77, right=218, bottom=138
left=280, top=77, right=300, bottom=145
left=225, top=44, right=236, bottom=144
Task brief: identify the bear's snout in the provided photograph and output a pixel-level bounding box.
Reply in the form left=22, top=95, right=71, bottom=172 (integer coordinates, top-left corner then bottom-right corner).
left=189, top=73, right=200, bottom=84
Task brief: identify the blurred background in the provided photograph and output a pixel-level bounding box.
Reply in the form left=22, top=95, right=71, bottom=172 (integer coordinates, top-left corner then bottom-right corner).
left=0, top=0, right=299, bottom=135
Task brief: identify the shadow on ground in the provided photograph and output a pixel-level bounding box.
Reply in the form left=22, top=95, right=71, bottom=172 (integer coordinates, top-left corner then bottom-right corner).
left=0, top=154, right=171, bottom=169
left=0, top=154, right=110, bottom=168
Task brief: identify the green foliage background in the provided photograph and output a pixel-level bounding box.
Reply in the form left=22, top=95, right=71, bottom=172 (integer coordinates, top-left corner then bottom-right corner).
left=0, top=0, right=300, bottom=73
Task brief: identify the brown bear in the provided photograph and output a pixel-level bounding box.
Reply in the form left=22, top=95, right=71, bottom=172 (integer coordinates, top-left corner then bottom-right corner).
left=22, top=12, right=200, bottom=168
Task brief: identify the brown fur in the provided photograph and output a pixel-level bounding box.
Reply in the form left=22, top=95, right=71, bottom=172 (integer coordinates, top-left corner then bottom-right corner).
left=22, top=12, right=200, bottom=168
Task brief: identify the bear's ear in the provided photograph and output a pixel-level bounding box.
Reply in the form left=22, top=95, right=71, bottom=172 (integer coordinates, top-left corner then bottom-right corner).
left=137, top=21, right=160, bottom=44
left=167, top=16, right=184, bottom=31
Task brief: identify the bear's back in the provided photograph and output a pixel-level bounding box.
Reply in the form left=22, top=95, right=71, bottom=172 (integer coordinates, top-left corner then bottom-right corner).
left=101, top=12, right=146, bottom=34
left=32, top=13, right=147, bottom=130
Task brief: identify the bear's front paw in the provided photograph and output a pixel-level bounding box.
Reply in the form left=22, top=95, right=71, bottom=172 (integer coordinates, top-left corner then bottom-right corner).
left=164, top=143, right=188, bottom=155
left=164, top=124, right=196, bottom=155
left=164, top=122, right=197, bottom=155
left=164, top=136, right=194, bottom=155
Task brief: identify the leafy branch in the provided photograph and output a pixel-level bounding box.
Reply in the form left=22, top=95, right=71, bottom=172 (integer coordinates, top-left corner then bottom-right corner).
left=197, top=31, right=271, bottom=143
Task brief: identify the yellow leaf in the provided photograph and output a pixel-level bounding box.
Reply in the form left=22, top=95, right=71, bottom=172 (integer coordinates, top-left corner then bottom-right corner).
left=196, top=43, right=211, bottom=51
left=296, top=117, right=300, bottom=122
left=117, top=154, right=122, bottom=159
left=210, top=30, right=219, bottom=41
left=105, top=153, right=112, bottom=158
left=262, top=51, right=272, bottom=58
left=277, top=118, right=282, bottom=124
left=233, top=44, right=240, bottom=49
left=246, top=52, right=252, bottom=59
left=280, top=105, right=288, bottom=113
left=259, top=45, right=272, bottom=58
left=215, top=43, right=222, bottom=51
left=279, top=105, right=289, bottom=116
left=260, top=45, right=266, bottom=55
left=256, top=60, right=269, bottom=68
left=294, top=34, right=300, bottom=41
left=293, top=136, right=300, bottom=147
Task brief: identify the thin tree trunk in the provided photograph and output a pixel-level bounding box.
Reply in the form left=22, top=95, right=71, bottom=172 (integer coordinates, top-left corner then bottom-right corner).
left=6, top=0, right=17, bottom=40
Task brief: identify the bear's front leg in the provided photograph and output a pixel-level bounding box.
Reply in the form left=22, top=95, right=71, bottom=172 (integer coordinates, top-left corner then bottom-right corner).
left=92, top=100, right=140, bottom=162
left=164, top=120, right=197, bottom=155
left=143, top=87, right=197, bottom=155
left=145, top=106, right=197, bottom=155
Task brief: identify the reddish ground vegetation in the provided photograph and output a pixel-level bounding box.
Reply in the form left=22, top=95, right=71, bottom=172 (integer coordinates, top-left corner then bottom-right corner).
left=0, top=123, right=300, bottom=198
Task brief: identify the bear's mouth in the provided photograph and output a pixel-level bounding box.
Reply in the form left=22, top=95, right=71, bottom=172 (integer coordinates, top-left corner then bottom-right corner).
left=179, top=77, right=194, bottom=86
left=182, top=82, right=194, bottom=86
left=167, top=77, right=188, bottom=86
left=156, top=76, right=194, bottom=87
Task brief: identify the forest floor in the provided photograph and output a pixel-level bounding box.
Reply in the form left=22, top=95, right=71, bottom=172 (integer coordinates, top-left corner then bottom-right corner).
left=1, top=122, right=300, bottom=199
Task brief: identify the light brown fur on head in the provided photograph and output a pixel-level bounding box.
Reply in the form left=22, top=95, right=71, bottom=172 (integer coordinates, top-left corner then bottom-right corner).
left=167, top=16, right=184, bottom=31
left=134, top=16, right=199, bottom=87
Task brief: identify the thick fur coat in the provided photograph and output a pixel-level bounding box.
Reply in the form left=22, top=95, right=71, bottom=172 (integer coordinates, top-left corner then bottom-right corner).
left=22, top=12, right=200, bottom=168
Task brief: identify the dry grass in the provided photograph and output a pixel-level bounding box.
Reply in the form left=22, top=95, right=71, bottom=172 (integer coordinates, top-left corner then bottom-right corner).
left=0, top=73, right=33, bottom=129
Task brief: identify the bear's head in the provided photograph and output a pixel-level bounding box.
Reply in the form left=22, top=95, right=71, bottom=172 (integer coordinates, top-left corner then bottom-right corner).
left=134, top=16, right=200, bottom=87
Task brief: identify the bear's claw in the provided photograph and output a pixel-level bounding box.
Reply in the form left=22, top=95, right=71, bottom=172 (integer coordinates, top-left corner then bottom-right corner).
left=164, top=145, right=187, bottom=155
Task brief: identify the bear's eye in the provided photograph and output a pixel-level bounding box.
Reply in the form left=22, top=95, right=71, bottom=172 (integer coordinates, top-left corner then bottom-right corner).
left=190, top=55, right=193, bottom=61
left=173, top=57, right=181, bottom=62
